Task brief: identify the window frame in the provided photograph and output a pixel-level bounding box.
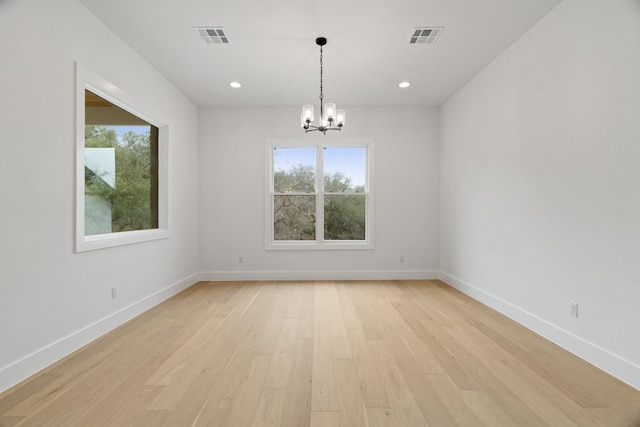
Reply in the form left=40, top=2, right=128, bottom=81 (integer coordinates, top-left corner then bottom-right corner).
left=75, top=63, right=169, bottom=252
left=265, top=138, right=374, bottom=251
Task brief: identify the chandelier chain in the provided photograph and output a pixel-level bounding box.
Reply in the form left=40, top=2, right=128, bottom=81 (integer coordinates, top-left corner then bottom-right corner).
left=319, top=45, right=324, bottom=103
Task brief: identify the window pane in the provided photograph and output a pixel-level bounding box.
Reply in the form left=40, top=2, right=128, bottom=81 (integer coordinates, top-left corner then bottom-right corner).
left=274, top=195, right=316, bottom=240
left=323, top=147, right=366, bottom=193
left=85, top=90, right=158, bottom=236
left=324, top=194, right=366, bottom=240
left=273, top=147, right=316, bottom=193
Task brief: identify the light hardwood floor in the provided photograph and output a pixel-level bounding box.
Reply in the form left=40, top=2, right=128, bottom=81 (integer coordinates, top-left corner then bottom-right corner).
left=1, top=280, right=639, bottom=426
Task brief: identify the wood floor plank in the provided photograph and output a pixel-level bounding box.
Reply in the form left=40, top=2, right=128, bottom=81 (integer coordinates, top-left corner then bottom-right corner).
left=263, top=318, right=299, bottom=388
left=153, top=286, right=280, bottom=424
left=213, top=355, right=272, bottom=427
left=1, top=280, right=638, bottom=426
left=311, top=284, right=339, bottom=411
left=0, top=373, right=61, bottom=415
left=412, top=288, right=583, bottom=426
left=280, top=336, right=314, bottom=427
left=462, top=389, right=523, bottom=426
left=585, top=407, right=640, bottom=427
left=148, top=284, right=270, bottom=405
left=370, top=340, right=430, bottom=426
left=338, top=297, right=390, bottom=409
left=296, top=282, right=316, bottom=339
left=0, top=416, right=26, bottom=426
left=324, top=283, right=353, bottom=360
left=334, top=358, right=367, bottom=427
left=285, top=283, right=304, bottom=319
left=429, top=280, right=628, bottom=409
left=337, top=281, right=383, bottom=340
left=310, top=411, right=340, bottom=427
left=372, top=292, right=464, bottom=384
left=8, top=319, right=179, bottom=425
left=426, top=374, right=486, bottom=427
left=144, top=316, right=226, bottom=386
left=365, top=408, right=401, bottom=427
left=394, top=355, right=459, bottom=426
left=392, top=299, right=550, bottom=426
left=71, top=353, right=170, bottom=426
left=188, top=335, right=261, bottom=426
left=127, top=410, right=171, bottom=427
left=418, top=280, right=640, bottom=425
left=250, top=387, right=286, bottom=427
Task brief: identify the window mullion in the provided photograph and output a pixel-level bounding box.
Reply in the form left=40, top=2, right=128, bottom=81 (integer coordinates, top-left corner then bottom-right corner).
left=317, top=146, right=324, bottom=243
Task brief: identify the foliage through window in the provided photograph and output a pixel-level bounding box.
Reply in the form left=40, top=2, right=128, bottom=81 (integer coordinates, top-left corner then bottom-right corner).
left=267, top=141, right=373, bottom=249
left=323, top=147, right=367, bottom=240
left=84, top=90, right=159, bottom=236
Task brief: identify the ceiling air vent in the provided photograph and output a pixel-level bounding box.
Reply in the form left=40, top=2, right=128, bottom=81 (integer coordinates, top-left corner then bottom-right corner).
left=410, top=27, right=444, bottom=44
left=195, top=27, right=229, bottom=44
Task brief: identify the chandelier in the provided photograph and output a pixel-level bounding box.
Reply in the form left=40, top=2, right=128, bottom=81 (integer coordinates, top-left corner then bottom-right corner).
left=301, top=37, right=345, bottom=134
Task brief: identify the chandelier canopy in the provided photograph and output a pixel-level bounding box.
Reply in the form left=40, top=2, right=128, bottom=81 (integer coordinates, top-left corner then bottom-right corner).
left=301, top=37, right=345, bottom=134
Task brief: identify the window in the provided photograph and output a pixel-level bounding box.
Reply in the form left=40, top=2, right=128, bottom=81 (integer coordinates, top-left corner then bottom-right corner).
left=266, top=139, right=374, bottom=250
left=84, top=91, right=159, bottom=235
left=76, top=63, right=169, bottom=252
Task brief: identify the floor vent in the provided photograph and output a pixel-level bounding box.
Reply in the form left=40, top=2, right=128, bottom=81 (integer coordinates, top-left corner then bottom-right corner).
left=410, top=27, right=444, bottom=44
left=195, top=27, right=229, bottom=44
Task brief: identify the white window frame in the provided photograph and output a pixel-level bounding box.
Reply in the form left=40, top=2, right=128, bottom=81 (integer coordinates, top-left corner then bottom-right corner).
left=75, top=63, right=170, bottom=252
left=265, top=138, right=374, bottom=251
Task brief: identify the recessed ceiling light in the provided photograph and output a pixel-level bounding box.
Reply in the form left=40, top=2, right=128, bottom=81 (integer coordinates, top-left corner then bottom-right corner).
left=399, top=81, right=411, bottom=88
left=230, top=81, right=241, bottom=88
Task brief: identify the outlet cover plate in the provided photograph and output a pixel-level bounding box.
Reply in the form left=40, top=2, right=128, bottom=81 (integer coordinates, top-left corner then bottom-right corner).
left=569, top=301, right=578, bottom=317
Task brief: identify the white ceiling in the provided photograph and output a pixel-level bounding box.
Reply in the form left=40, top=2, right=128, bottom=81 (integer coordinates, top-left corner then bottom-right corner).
left=78, top=0, right=562, bottom=108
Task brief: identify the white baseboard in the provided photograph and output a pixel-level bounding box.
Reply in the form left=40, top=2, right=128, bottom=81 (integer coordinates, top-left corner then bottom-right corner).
left=438, top=271, right=640, bottom=391
left=199, top=270, right=439, bottom=282
left=0, top=272, right=199, bottom=394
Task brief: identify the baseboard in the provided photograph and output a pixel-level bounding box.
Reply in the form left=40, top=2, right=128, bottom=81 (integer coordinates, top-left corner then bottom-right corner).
left=199, top=270, right=439, bottom=282
left=0, top=272, right=200, bottom=394
left=438, top=271, right=640, bottom=391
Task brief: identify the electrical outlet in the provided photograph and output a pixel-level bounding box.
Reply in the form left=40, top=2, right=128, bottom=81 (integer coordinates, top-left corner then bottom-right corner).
left=239, top=256, right=244, bottom=264
left=111, top=286, right=118, bottom=299
left=569, top=301, right=578, bottom=317
left=400, top=255, right=405, bottom=263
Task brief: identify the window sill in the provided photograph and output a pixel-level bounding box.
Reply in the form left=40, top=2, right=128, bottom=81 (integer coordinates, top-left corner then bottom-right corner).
left=76, top=228, right=170, bottom=253
left=265, top=241, right=374, bottom=251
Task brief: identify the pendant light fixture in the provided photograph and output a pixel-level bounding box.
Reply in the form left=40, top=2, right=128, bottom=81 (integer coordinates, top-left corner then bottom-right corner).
left=301, top=37, right=345, bottom=134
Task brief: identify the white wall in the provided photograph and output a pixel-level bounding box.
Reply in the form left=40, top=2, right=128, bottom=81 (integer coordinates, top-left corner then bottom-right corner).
left=0, top=0, right=200, bottom=392
left=199, top=106, right=440, bottom=280
left=440, top=0, right=640, bottom=389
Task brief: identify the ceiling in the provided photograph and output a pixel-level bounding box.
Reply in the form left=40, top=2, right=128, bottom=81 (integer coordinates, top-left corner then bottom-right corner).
left=78, top=0, right=562, bottom=108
